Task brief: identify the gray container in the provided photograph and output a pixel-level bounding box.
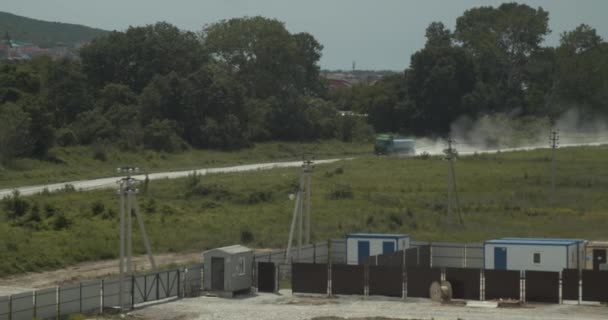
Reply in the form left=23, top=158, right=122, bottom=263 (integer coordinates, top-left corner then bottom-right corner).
left=202, top=245, right=253, bottom=297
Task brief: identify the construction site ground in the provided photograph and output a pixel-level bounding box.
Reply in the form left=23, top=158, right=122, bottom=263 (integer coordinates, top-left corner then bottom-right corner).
left=114, top=290, right=608, bottom=320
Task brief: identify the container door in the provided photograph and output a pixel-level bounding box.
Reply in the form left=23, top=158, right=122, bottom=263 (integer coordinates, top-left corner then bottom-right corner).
left=211, top=257, right=225, bottom=291
left=593, top=249, right=607, bottom=271
left=382, top=241, right=395, bottom=254
left=494, top=247, right=507, bottom=270
left=357, top=241, right=370, bottom=265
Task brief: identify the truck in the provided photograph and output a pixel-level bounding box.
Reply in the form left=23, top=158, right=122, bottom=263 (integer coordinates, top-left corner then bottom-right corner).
left=374, top=134, right=416, bottom=156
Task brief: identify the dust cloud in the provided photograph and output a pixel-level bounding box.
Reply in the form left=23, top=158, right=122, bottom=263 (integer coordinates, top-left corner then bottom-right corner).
left=414, top=109, right=608, bottom=156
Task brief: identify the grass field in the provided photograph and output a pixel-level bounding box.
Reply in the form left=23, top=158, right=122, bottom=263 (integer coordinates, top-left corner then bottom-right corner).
left=0, top=140, right=369, bottom=189
left=1, top=145, right=608, bottom=276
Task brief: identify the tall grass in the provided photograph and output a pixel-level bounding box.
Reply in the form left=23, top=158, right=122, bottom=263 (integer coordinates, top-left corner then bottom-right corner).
left=0, top=140, right=370, bottom=188
left=1, top=145, right=607, bottom=276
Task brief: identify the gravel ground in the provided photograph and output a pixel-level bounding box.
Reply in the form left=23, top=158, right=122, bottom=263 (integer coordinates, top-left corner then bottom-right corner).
left=129, top=290, right=608, bottom=320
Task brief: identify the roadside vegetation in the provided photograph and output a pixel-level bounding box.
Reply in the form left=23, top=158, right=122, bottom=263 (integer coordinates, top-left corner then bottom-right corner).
left=0, top=140, right=368, bottom=188
left=2, top=146, right=607, bottom=277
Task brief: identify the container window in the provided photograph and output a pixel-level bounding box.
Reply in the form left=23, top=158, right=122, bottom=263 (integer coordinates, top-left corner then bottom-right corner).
left=237, top=257, right=245, bottom=275
left=533, top=253, right=541, bottom=264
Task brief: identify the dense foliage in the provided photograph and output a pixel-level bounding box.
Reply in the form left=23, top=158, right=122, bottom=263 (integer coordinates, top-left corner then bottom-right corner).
left=0, top=11, right=107, bottom=47
left=330, top=3, right=608, bottom=136
left=1, top=3, right=607, bottom=165
left=0, top=17, right=372, bottom=166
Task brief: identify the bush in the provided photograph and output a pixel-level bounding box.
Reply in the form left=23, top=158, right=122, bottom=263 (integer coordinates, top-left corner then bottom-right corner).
left=53, top=212, right=71, bottom=230
left=240, top=229, right=255, bottom=244
left=91, top=201, right=105, bottom=216
left=55, top=128, right=78, bottom=146
left=2, top=190, right=30, bottom=220
left=143, top=119, right=185, bottom=152
left=91, top=141, right=107, bottom=161
left=327, top=184, right=354, bottom=200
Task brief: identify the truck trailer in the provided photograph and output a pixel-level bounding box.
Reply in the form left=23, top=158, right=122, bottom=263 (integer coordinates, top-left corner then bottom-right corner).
left=374, top=134, right=416, bottom=156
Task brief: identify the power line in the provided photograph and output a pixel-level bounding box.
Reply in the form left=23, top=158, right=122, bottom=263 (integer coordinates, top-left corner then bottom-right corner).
left=444, top=138, right=463, bottom=225
left=285, top=154, right=314, bottom=263
left=116, top=166, right=156, bottom=312
left=550, top=130, right=559, bottom=207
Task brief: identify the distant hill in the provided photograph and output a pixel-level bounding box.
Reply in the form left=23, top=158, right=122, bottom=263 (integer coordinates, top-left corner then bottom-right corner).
left=0, top=11, right=108, bottom=47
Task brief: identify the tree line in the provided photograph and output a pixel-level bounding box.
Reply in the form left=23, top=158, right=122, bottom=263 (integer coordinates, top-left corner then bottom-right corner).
left=0, top=17, right=372, bottom=164
left=1, top=3, right=607, bottom=165
left=330, top=3, right=608, bottom=136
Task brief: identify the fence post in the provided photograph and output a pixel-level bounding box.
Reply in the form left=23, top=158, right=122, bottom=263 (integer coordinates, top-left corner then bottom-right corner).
left=79, top=282, right=83, bottom=314
left=57, top=286, right=61, bottom=320
left=429, top=242, right=433, bottom=268
left=313, top=243, right=316, bottom=264
left=8, top=295, right=11, bottom=320
left=268, top=251, right=271, bottom=263
left=559, top=271, right=563, bottom=304
left=156, top=273, right=160, bottom=301
left=177, top=269, right=181, bottom=298
left=402, top=247, right=407, bottom=300
left=100, top=279, right=104, bottom=314
left=463, top=244, right=467, bottom=268
left=130, top=275, right=135, bottom=310
left=33, top=290, right=37, bottom=320
left=480, top=269, right=484, bottom=301
left=521, top=270, right=525, bottom=302
left=327, top=239, right=332, bottom=297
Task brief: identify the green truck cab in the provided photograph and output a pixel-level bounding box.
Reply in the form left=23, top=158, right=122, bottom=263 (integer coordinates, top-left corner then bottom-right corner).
left=374, top=134, right=416, bottom=156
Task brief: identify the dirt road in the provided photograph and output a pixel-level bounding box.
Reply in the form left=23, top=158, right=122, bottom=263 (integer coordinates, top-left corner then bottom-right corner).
left=0, top=158, right=346, bottom=198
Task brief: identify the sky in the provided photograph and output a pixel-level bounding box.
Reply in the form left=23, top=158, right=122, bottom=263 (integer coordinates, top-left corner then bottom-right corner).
left=2, top=0, right=608, bottom=70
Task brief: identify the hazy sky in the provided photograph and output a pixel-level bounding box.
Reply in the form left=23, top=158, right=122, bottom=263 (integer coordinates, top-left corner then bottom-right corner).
left=2, top=0, right=607, bottom=70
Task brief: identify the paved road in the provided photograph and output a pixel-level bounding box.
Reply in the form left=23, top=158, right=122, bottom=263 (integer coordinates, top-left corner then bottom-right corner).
left=0, top=158, right=346, bottom=198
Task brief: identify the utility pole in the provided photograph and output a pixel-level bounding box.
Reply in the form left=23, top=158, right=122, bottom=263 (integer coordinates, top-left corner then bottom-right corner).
left=444, top=138, right=463, bottom=224
left=117, top=166, right=156, bottom=311
left=285, top=154, right=314, bottom=263
left=550, top=130, right=559, bottom=207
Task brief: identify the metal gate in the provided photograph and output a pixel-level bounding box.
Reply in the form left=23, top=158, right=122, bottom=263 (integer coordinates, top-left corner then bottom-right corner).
left=257, top=262, right=276, bottom=292
left=133, top=269, right=180, bottom=305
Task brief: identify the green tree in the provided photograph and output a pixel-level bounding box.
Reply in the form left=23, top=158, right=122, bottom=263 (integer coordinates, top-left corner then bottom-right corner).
left=80, top=22, right=206, bottom=92
left=0, top=103, right=32, bottom=165
left=407, top=46, right=477, bottom=134
left=425, top=22, right=452, bottom=49
left=44, top=59, right=91, bottom=127
left=454, top=3, right=550, bottom=113
left=552, top=24, right=607, bottom=115
left=203, top=16, right=324, bottom=99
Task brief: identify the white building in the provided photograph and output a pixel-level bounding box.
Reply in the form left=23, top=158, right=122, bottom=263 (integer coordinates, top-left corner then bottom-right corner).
left=346, top=233, right=410, bottom=265
left=484, top=238, right=586, bottom=272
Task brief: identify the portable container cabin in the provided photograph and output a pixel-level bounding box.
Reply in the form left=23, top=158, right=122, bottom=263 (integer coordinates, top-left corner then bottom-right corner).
left=346, top=233, right=410, bottom=265
left=585, top=241, right=608, bottom=271
left=202, top=245, right=253, bottom=296
left=484, top=238, right=585, bottom=272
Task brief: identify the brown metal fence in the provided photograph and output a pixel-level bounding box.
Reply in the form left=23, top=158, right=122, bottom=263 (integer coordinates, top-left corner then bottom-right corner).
left=406, top=267, right=441, bottom=298
left=582, top=270, right=608, bottom=302
left=331, top=264, right=364, bottom=295
left=484, top=269, right=520, bottom=301
left=445, top=268, right=481, bottom=300
left=525, top=271, right=559, bottom=303
left=369, top=266, right=402, bottom=297
left=561, top=269, right=579, bottom=301
left=257, top=262, right=275, bottom=293
left=291, top=263, right=327, bottom=294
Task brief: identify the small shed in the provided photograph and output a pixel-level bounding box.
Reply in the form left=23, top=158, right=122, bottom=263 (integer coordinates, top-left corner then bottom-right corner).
left=202, top=245, right=253, bottom=296
left=346, top=233, right=410, bottom=265
left=585, top=241, right=608, bottom=271
left=484, top=238, right=585, bottom=272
